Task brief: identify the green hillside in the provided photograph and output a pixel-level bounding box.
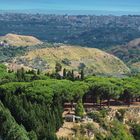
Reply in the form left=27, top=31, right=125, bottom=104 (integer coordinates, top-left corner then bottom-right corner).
left=14, top=45, right=130, bottom=75
left=109, top=38, right=140, bottom=73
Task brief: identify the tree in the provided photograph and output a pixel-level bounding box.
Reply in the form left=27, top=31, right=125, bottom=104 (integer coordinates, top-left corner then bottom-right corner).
left=132, top=124, right=140, bottom=140
left=63, top=68, right=67, bottom=78
left=16, top=68, right=26, bottom=82
left=37, top=69, right=40, bottom=75
left=80, top=69, right=84, bottom=80
left=66, top=70, right=75, bottom=81
left=55, top=62, right=62, bottom=73
left=122, top=84, right=136, bottom=107
left=71, top=70, right=75, bottom=81
left=86, top=77, right=122, bottom=108
left=0, top=101, right=30, bottom=140
left=75, top=99, right=85, bottom=117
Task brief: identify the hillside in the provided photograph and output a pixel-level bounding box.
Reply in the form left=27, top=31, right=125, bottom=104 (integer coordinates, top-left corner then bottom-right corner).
left=109, top=38, right=140, bottom=72
left=0, top=33, right=130, bottom=75
left=13, top=45, right=130, bottom=75
left=0, top=33, right=42, bottom=47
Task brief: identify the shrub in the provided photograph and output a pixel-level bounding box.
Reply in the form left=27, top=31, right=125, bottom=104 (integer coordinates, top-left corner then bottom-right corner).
left=99, top=109, right=108, bottom=118
left=87, top=111, right=102, bottom=123
left=62, top=58, right=71, bottom=66
left=116, top=109, right=126, bottom=122
left=131, top=124, right=140, bottom=140
left=106, top=120, right=134, bottom=140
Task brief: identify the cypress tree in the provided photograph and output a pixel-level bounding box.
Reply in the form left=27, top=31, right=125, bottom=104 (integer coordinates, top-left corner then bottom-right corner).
left=37, top=69, right=40, bottom=75
left=71, top=70, right=75, bottom=81
left=63, top=68, right=67, bottom=78
left=75, top=99, right=85, bottom=117
left=80, top=69, right=84, bottom=80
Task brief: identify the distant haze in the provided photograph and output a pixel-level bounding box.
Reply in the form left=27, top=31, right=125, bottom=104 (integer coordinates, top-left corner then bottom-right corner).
left=1, top=10, right=140, bottom=16
left=0, top=0, right=140, bottom=15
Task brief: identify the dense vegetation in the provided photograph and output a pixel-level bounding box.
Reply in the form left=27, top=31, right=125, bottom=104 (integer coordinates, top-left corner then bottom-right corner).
left=0, top=64, right=140, bottom=139
left=85, top=76, right=140, bottom=107
left=0, top=101, right=31, bottom=140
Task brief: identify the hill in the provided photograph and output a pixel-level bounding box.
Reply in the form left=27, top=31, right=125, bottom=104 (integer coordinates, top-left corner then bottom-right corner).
left=13, top=45, right=130, bottom=75
left=0, top=33, right=42, bottom=47
left=109, top=38, right=140, bottom=73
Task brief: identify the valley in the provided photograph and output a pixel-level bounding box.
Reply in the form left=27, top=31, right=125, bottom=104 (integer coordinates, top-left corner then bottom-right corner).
left=0, top=12, right=140, bottom=140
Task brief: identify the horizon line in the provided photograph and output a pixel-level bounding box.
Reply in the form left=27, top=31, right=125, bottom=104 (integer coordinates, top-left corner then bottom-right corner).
left=0, top=9, right=140, bottom=16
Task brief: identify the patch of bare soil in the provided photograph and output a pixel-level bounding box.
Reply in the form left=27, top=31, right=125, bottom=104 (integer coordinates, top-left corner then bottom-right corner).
left=56, top=122, right=75, bottom=138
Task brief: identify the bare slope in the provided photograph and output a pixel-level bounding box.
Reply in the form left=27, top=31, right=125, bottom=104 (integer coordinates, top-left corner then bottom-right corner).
left=18, top=45, right=130, bottom=75
left=0, top=33, right=42, bottom=47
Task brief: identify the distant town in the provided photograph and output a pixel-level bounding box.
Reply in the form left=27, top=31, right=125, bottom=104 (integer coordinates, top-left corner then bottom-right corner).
left=0, top=13, right=140, bottom=48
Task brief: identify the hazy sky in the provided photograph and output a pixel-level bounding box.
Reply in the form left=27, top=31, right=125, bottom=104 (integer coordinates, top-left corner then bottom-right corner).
left=0, top=0, right=140, bottom=14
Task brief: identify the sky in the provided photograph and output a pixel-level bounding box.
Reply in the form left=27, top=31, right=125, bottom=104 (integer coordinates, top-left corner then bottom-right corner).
left=0, top=0, right=140, bottom=15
